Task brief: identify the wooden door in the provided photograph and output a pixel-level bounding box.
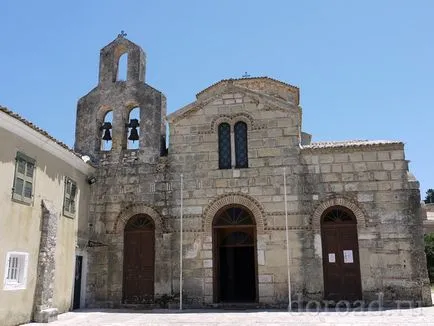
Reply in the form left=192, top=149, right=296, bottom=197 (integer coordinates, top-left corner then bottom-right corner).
left=123, top=215, right=155, bottom=304
left=321, top=207, right=362, bottom=301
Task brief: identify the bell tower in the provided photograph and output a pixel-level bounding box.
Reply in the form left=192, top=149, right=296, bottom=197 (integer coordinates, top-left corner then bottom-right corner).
left=74, top=33, right=166, bottom=163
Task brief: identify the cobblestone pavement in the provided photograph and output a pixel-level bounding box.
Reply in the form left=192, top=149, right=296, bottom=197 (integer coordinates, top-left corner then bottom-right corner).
left=22, top=305, right=434, bottom=326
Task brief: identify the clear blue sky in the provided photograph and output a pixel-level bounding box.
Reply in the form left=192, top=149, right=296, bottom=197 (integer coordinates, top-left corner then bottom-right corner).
left=1, top=1, right=433, bottom=195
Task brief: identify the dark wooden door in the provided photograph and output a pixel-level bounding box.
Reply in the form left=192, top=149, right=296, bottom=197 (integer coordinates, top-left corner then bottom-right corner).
left=73, top=255, right=82, bottom=309
left=123, top=229, right=155, bottom=303
left=322, top=225, right=362, bottom=301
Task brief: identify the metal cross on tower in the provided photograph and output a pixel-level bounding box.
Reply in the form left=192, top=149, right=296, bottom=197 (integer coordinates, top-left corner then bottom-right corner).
left=118, top=30, right=127, bottom=38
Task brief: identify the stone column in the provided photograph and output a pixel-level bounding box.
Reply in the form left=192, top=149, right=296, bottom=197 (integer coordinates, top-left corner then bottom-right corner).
left=33, top=199, right=59, bottom=323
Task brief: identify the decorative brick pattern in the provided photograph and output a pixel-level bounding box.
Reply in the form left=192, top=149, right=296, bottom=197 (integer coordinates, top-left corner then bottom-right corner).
left=311, top=195, right=368, bottom=230
left=112, top=203, right=164, bottom=234
left=203, top=193, right=266, bottom=234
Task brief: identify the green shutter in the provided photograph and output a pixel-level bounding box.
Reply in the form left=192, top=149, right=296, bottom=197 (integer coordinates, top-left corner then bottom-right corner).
left=63, top=177, right=77, bottom=217
left=12, top=153, right=35, bottom=204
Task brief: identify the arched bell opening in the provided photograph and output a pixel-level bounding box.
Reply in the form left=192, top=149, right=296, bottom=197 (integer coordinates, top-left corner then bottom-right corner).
left=117, top=52, right=128, bottom=81
left=212, top=205, right=258, bottom=303
left=126, top=107, right=140, bottom=150
left=320, top=205, right=362, bottom=301
left=123, top=214, right=155, bottom=304
left=100, top=111, right=113, bottom=151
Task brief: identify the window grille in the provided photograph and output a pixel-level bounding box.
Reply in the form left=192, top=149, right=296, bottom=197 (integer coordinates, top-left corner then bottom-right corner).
left=218, top=123, right=231, bottom=169
left=234, top=121, right=248, bottom=168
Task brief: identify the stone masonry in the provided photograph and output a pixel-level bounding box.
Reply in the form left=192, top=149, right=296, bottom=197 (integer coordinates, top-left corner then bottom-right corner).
left=33, top=200, right=59, bottom=322
left=75, top=36, right=432, bottom=308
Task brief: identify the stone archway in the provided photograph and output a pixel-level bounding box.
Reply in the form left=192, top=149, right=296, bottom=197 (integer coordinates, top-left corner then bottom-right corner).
left=311, top=196, right=367, bottom=231
left=203, top=193, right=265, bottom=234
left=309, top=196, right=366, bottom=301
left=320, top=206, right=362, bottom=301
left=112, top=203, right=164, bottom=234
left=212, top=205, right=258, bottom=303
left=123, top=214, right=155, bottom=304
left=108, top=204, right=164, bottom=305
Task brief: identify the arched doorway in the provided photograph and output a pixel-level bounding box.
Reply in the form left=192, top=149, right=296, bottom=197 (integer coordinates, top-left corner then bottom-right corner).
left=123, top=214, right=155, bottom=303
left=321, top=206, right=362, bottom=301
left=213, top=206, right=258, bottom=303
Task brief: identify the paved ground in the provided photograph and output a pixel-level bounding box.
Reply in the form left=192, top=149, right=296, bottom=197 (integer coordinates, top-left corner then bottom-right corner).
left=22, top=308, right=434, bottom=326
left=22, top=307, right=434, bottom=326
left=22, top=293, right=434, bottom=326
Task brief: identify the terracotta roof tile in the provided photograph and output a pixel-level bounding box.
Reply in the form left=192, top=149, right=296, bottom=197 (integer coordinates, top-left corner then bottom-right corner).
left=302, top=140, right=403, bottom=149
left=0, top=106, right=85, bottom=160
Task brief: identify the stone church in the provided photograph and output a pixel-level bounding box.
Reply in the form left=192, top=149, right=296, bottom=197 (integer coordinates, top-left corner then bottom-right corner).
left=74, top=35, right=431, bottom=308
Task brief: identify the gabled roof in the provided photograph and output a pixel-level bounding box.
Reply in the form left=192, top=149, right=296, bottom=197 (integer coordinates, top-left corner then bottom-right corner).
left=100, top=34, right=143, bottom=53
left=196, top=76, right=299, bottom=103
left=168, top=77, right=299, bottom=123
left=0, top=106, right=85, bottom=160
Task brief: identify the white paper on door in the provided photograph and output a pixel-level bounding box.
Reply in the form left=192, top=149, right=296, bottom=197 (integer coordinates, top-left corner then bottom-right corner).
left=328, top=253, right=336, bottom=263
left=343, top=250, right=354, bottom=263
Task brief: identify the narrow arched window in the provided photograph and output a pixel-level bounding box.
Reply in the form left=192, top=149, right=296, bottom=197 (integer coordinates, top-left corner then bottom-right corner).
left=218, top=123, right=231, bottom=169
left=127, top=107, right=140, bottom=149
left=235, top=121, right=248, bottom=168
left=117, top=53, right=128, bottom=81
left=100, top=111, right=113, bottom=151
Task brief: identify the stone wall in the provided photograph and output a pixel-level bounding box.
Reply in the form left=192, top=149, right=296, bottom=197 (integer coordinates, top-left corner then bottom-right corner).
left=422, top=203, right=434, bottom=234
left=75, top=35, right=166, bottom=164
left=301, top=145, right=432, bottom=305
left=33, top=200, right=58, bottom=323
left=166, top=80, right=307, bottom=305
left=75, top=36, right=171, bottom=307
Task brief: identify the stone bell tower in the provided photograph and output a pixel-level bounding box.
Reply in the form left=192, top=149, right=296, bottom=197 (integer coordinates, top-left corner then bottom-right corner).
left=74, top=35, right=171, bottom=307
left=74, top=33, right=166, bottom=163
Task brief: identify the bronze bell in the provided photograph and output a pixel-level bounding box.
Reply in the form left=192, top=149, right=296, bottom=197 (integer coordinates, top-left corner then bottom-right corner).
left=102, top=129, right=112, bottom=141
left=127, top=119, right=140, bottom=142
left=101, top=122, right=112, bottom=141
left=128, top=128, right=139, bottom=141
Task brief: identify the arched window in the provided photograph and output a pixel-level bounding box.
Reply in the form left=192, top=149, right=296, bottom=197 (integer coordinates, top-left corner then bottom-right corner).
left=100, top=111, right=113, bottom=151
left=213, top=206, right=255, bottom=226
left=117, top=53, right=128, bottom=81
left=321, top=206, right=356, bottom=225
left=127, top=107, right=140, bottom=149
left=234, top=121, right=248, bottom=168
left=218, top=123, right=231, bottom=169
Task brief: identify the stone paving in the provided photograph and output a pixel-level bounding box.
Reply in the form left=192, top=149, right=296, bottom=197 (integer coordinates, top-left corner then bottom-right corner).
left=21, top=308, right=434, bottom=326
left=22, top=301, right=434, bottom=326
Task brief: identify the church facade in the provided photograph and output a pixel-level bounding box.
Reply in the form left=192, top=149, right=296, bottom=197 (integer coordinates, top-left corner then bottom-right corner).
left=75, top=36, right=432, bottom=308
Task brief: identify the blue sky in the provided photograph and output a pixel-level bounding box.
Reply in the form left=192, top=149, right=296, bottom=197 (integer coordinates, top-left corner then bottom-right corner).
left=1, top=1, right=433, bottom=194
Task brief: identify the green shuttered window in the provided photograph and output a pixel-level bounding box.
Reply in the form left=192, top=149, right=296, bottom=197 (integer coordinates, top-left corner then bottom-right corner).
left=63, top=177, right=77, bottom=218
left=12, top=152, right=36, bottom=204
